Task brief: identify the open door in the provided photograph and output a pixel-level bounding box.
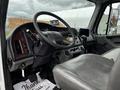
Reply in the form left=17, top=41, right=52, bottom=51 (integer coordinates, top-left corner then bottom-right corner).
left=0, top=46, right=5, bottom=90
left=0, top=0, right=13, bottom=90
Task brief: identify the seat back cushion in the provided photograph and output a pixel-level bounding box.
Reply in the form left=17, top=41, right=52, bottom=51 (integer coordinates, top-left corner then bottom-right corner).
left=53, top=54, right=114, bottom=90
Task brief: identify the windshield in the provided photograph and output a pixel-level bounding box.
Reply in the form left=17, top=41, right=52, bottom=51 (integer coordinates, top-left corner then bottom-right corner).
left=6, top=0, right=95, bottom=36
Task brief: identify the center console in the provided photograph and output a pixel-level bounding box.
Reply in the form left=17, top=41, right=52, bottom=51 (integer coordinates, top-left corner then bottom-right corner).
left=68, top=37, right=85, bottom=54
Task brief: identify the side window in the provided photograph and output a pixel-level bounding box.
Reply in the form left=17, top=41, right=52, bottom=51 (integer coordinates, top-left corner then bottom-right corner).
left=98, top=3, right=120, bottom=35
left=98, top=6, right=110, bottom=34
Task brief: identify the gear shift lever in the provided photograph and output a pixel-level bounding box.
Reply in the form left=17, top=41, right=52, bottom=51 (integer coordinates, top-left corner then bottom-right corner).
left=81, top=35, right=87, bottom=53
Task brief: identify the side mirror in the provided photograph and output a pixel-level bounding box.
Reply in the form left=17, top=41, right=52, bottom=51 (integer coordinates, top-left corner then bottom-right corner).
left=79, top=28, right=89, bottom=37
left=108, top=27, right=117, bottom=35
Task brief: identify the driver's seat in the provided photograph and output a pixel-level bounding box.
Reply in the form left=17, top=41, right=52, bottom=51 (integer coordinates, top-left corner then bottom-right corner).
left=53, top=54, right=120, bottom=90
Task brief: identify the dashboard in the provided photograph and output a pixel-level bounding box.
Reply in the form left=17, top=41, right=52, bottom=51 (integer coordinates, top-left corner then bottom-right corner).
left=7, top=22, right=84, bottom=71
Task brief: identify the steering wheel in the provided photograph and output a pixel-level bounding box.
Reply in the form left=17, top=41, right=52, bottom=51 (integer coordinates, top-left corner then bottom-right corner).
left=33, top=11, right=75, bottom=49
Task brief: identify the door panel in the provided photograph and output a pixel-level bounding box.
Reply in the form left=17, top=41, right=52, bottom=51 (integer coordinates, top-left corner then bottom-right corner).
left=106, top=35, right=120, bottom=46
left=94, top=35, right=116, bottom=54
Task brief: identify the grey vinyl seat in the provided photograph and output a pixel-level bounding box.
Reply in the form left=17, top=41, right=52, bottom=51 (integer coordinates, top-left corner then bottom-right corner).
left=53, top=54, right=120, bottom=90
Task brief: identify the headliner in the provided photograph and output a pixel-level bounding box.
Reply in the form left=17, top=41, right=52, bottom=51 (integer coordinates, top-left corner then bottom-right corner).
left=88, top=0, right=120, bottom=4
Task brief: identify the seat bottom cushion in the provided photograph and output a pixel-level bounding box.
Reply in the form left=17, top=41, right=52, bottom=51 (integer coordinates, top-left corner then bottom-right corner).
left=53, top=54, right=114, bottom=90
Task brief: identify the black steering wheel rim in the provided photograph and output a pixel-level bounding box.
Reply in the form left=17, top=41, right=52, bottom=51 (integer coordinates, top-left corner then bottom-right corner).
left=33, top=11, right=75, bottom=49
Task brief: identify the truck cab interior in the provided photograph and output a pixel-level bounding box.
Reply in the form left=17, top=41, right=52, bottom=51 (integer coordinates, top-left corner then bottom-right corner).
left=3, top=0, right=120, bottom=90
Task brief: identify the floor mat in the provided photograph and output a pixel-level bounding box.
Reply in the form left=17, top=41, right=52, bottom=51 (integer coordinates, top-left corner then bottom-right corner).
left=13, top=73, right=56, bottom=90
